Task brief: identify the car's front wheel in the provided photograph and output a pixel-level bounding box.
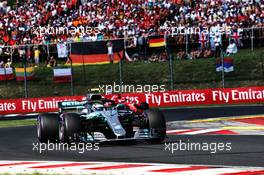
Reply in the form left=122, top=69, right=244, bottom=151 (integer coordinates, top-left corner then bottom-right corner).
left=37, top=113, right=59, bottom=143
left=145, top=109, right=166, bottom=143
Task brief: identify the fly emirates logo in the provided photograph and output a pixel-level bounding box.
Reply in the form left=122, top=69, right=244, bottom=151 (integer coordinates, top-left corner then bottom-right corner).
left=22, top=99, right=59, bottom=112
left=144, top=88, right=264, bottom=105
left=0, top=102, right=16, bottom=111
left=145, top=92, right=206, bottom=105
left=212, top=89, right=264, bottom=103
left=21, top=98, right=77, bottom=112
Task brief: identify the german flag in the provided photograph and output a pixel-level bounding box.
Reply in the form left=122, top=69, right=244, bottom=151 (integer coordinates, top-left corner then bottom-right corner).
left=68, top=52, right=122, bottom=65
left=149, top=36, right=166, bottom=48
left=68, top=39, right=124, bottom=66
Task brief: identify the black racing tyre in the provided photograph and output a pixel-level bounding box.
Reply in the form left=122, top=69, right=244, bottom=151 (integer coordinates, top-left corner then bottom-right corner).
left=145, top=109, right=166, bottom=143
left=59, top=113, right=81, bottom=143
left=37, top=113, right=59, bottom=143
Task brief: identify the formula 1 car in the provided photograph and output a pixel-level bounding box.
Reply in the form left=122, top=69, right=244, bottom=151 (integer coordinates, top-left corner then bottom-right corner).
left=37, top=94, right=166, bottom=143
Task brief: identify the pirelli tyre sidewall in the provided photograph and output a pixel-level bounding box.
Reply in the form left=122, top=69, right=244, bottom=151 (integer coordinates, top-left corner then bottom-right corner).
left=37, top=113, right=59, bottom=143
left=145, top=109, right=166, bottom=143
left=59, top=113, right=81, bottom=143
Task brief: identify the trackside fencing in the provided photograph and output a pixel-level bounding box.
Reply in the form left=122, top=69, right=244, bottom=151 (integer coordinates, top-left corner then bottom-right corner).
left=0, top=28, right=264, bottom=99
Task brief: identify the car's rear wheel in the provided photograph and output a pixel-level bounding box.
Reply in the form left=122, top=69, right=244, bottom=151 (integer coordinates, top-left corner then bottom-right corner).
left=59, top=113, right=81, bottom=143
left=145, top=109, right=166, bottom=143
left=37, top=113, right=59, bottom=143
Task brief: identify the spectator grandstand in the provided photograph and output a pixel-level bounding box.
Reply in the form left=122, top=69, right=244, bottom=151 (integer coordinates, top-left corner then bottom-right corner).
left=0, top=0, right=263, bottom=46
left=0, top=0, right=263, bottom=98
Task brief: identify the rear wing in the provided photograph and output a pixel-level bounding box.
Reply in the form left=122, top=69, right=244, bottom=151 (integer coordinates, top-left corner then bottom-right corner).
left=58, top=101, right=87, bottom=113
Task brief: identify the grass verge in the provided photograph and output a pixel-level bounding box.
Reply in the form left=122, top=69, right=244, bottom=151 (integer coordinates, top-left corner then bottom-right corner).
left=0, top=47, right=263, bottom=99
left=0, top=119, right=36, bottom=128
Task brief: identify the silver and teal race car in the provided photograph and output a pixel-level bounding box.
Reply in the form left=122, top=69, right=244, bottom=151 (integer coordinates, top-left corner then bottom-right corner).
left=37, top=94, right=166, bottom=143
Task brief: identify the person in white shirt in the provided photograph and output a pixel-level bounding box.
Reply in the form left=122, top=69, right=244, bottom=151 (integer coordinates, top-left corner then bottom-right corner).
left=214, top=34, right=221, bottom=57
left=107, top=41, right=113, bottom=64
left=226, top=39, right=238, bottom=56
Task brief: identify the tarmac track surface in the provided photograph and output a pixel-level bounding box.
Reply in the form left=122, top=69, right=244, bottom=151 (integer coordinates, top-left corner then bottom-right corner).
left=0, top=105, right=263, bottom=167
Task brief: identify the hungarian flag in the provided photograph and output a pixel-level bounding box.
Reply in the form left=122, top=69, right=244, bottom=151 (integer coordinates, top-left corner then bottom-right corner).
left=0, top=68, right=15, bottom=81
left=15, top=67, right=35, bottom=81
left=216, top=57, right=234, bottom=73
left=68, top=39, right=124, bottom=65
left=53, top=68, right=72, bottom=83
left=148, top=36, right=166, bottom=48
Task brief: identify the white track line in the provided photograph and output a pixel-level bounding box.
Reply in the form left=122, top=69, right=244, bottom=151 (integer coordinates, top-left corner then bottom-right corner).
left=166, top=129, right=224, bottom=135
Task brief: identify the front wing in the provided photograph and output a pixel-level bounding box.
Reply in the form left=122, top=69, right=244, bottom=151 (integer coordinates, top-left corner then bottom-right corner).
left=79, top=128, right=163, bottom=143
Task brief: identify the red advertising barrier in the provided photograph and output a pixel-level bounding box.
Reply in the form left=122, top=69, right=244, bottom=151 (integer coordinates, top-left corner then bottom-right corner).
left=108, top=86, right=264, bottom=107
left=0, top=86, right=263, bottom=115
left=0, top=96, right=84, bottom=115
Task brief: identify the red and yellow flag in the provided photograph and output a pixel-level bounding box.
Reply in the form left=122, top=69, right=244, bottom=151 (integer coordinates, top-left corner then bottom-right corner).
left=149, top=36, right=166, bottom=48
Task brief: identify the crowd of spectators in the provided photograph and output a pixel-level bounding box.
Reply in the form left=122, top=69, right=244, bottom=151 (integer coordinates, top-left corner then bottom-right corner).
left=162, top=0, right=264, bottom=31
left=0, top=0, right=264, bottom=46
left=128, top=51, right=168, bottom=62
left=176, top=49, right=214, bottom=60
left=0, top=0, right=264, bottom=64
